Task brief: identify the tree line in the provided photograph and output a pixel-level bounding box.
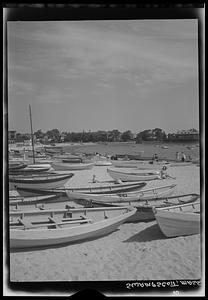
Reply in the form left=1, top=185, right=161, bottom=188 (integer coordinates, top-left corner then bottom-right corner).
left=14, top=127, right=198, bottom=144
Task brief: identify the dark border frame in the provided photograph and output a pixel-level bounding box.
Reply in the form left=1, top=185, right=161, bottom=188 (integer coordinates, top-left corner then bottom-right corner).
left=3, top=3, right=205, bottom=297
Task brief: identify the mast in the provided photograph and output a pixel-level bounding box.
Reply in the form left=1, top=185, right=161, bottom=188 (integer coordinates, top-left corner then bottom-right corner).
left=29, top=104, right=35, bottom=164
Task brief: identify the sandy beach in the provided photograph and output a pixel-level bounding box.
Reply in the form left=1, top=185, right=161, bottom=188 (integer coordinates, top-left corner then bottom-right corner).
left=8, top=163, right=202, bottom=283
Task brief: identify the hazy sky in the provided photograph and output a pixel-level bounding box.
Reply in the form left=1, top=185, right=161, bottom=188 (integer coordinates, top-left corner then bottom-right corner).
left=7, top=19, right=199, bottom=134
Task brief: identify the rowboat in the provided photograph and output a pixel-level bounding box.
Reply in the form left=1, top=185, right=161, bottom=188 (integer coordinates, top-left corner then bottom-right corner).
left=111, top=160, right=170, bottom=169
left=79, top=193, right=200, bottom=222
left=26, top=163, right=52, bottom=169
left=66, top=183, right=176, bottom=203
left=9, top=166, right=52, bottom=175
left=52, top=162, right=94, bottom=171
left=153, top=201, right=200, bottom=237
left=34, top=159, right=54, bottom=164
left=16, top=181, right=147, bottom=197
left=9, top=173, right=74, bottom=190
left=62, top=158, right=83, bottom=163
left=9, top=162, right=28, bottom=170
left=167, top=162, right=193, bottom=167
left=9, top=206, right=136, bottom=249
left=9, top=194, right=59, bottom=208
left=107, top=168, right=161, bottom=182
left=95, top=161, right=112, bottom=166
left=9, top=158, right=31, bottom=164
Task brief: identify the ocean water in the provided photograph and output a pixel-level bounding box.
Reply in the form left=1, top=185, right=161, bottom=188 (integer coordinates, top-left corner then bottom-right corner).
left=61, top=142, right=200, bottom=161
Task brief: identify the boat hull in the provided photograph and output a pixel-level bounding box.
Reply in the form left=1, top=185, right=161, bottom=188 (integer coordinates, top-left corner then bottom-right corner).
left=16, top=182, right=147, bottom=197
left=9, top=174, right=73, bottom=190
left=112, top=160, right=170, bottom=169
left=52, top=162, right=94, bottom=171
left=10, top=207, right=136, bottom=249
left=107, top=168, right=161, bottom=181
left=154, top=202, right=200, bottom=237
left=79, top=193, right=199, bottom=223
left=66, top=184, right=176, bottom=203
left=9, top=194, right=59, bottom=207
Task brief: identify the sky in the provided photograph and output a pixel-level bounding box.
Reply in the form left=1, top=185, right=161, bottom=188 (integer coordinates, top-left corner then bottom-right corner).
left=7, top=19, right=199, bottom=134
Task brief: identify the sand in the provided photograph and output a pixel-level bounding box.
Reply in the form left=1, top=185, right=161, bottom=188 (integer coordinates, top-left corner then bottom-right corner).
left=8, top=163, right=202, bottom=284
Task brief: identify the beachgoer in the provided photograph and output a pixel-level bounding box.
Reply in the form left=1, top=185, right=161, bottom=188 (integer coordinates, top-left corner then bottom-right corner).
left=160, top=166, right=175, bottom=179
left=176, top=151, right=180, bottom=160
left=92, top=174, right=98, bottom=183
left=181, top=152, right=186, bottom=162
left=160, top=166, right=168, bottom=179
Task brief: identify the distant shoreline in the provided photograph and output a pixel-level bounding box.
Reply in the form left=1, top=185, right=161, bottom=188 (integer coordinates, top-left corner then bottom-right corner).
left=8, top=140, right=199, bottom=151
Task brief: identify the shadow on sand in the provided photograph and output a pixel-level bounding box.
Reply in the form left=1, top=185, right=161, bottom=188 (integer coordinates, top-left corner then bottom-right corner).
left=124, top=223, right=166, bottom=243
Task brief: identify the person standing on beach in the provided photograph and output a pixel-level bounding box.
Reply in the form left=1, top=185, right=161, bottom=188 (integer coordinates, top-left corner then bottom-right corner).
left=181, top=152, right=186, bottom=162
left=92, top=174, right=98, bottom=183
left=176, top=151, right=180, bottom=160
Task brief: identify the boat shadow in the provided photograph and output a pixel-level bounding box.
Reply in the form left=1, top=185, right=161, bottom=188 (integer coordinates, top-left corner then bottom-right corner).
left=9, top=229, right=121, bottom=253
left=124, top=223, right=166, bottom=243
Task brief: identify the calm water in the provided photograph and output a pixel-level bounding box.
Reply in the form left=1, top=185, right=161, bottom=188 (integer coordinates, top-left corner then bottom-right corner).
left=62, top=142, right=200, bottom=161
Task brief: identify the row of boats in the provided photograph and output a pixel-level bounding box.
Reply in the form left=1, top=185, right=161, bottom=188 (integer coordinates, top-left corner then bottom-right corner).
left=8, top=150, right=201, bottom=250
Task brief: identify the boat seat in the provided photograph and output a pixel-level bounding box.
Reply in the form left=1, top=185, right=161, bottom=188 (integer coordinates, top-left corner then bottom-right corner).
left=62, top=217, right=91, bottom=222
left=61, top=219, right=93, bottom=224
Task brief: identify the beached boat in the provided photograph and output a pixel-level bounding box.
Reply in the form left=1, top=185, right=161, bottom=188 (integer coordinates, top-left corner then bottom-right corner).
left=9, top=165, right=52, bottom=175
left=107, top=168, right=161, bottom=182
left=168, top=161, right=193, bottom=167
left=65, top=183, right=176, bottom=203
left=34, top=159, right=54, bottom=164
left=9, top=162, right=28, bottom=170
left=9, top=206, right=136, bottom=249
left=9, top=194, right=59, bottom=208
left=9, top=158, right=31, bottom=165
left=78, top=193, right=199, bottom=222
left=111, top=160, right=170, bottom=169
left=16, top=181, right=147, bottom=197
left=52, top=161, right=94, bottom=171
left=153, top=201, right=200, bottom=237
left=9, top=173, right=74, bottom=190
left=95, top=161, right=112, bottom=166
left=62, top=158, right=83, bottom=163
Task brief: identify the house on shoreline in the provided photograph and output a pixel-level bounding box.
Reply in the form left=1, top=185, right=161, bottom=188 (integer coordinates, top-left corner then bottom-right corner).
left=167, top=131, right=199, bottom=142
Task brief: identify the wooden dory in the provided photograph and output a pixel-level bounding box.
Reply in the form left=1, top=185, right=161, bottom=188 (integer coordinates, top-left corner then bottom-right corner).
left=66, top=183, right=176, bottom=203
left=107, top=168, right=161, bottom=181
left=9, top=194, right=60, bottom=209
left=9, top=173, right=74, bottom=190
left=9, top=166, right=52, bottom=175
left=9, top=206, right=136, bottom=249
left=16, top=181, right=147, bottom=197
left=52, top=161, right=94, bottom=171
left=111, top=160, right=171, bottom=169
left=9, top=162, right=28, bottom=170
left=78, top=193, right=200, bottom=222
left=153, top=201, right=200, bottom=237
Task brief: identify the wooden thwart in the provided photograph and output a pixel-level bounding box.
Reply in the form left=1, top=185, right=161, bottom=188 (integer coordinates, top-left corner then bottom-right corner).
left=10, top=216, right=93, bottom=229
